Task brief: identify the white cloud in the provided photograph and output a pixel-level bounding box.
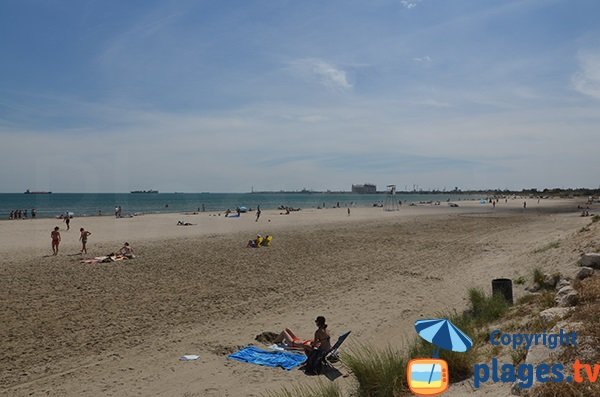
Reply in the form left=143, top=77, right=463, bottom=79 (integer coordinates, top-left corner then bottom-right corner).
left=572, top=50, right=600, bottom=99
left=289, top=58, right=353, bottom=91
left=412, top=56, right=432, bottom=62
left=401, top=0, right=422, bottom=9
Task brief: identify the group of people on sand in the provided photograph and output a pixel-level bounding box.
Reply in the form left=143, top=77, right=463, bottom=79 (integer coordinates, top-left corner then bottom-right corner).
left=50, top=226, right=92, bottom=255
left=247, top=234, right=272, bottom=248
left=9, top=209, right=36, bottom=219
left=273, top=316, right=331, bottom=375
left=50, top=225, right=134, bottom=259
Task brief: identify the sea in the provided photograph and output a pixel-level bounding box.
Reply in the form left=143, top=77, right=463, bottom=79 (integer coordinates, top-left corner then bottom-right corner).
left=0, top=192, right=483, bottom=219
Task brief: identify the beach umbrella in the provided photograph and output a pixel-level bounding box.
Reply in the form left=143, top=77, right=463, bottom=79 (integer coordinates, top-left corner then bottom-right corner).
left=415, top=318, right=472, bottom=356
left=414, top=318, right=473, bottom=386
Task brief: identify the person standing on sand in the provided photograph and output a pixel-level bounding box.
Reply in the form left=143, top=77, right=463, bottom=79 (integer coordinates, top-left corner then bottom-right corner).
left=523, top=201, right=527, bottom=209
left=348, top=207, right=350, bottom=216
left=51, top=227, right=61, bottom=255
left=79, top=228, right=91, bottom=254
left=64, top=215, right=70, bottom=230
left=256, top=205, right=261, bottom=222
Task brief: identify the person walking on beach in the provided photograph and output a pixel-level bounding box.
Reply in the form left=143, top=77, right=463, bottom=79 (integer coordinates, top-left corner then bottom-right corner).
left=348, top=207, right=350, bottom=216
left=79, top=228, right=91, bottom=254
left=51, top=227, right=61, bottom=255
left=523, top=201, right=527, bottom=209
left=64, top=215, right=70, bottom=230
left=256, top=205, right=261, bottom=222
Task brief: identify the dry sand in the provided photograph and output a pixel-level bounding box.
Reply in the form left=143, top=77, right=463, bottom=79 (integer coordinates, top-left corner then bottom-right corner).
left=0, top=198, right=592, bottom=396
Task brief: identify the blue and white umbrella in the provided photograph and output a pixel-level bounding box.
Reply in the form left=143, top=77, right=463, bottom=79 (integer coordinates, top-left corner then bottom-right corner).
left=415, top=318, right=473, bottom=356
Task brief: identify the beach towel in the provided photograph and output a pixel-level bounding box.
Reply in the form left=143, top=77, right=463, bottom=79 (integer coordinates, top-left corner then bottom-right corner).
left=228, top=346, right=306, bottom=370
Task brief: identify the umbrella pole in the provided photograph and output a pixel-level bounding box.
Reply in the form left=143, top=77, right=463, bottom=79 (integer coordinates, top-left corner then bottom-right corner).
left=428, top=347, right=440, bottom=384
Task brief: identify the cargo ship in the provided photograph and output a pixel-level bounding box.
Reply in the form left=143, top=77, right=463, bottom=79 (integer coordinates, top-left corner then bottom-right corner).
left=24, top=189, right=52, bottom=194
left=130, top=190, right=159, bottom=194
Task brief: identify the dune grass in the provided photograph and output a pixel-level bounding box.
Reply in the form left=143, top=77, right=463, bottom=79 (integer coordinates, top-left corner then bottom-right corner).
left=341, top=344, right=406, bottom=397
left=533, top=241, right=561, bottom=253
left=466, top=288, right=510, bottom=326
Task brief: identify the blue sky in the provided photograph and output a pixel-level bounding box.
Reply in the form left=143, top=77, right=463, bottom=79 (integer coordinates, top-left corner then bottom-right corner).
left=1, top=0, right=599, bottom=192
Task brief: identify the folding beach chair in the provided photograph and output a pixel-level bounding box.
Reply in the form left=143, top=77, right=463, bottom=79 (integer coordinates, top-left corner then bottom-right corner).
left=306, top=331, right=351, bottom=375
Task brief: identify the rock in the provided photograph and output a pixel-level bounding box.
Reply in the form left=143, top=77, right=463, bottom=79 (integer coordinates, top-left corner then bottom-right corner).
left=580, top=253, right=600, bottom=269
left=526, top=343, right=554, bottom=365
left=543, top=273, right=559, bottom=288
left=555, top=278, right=571, bottom=291
left=511, top=381, right=522, bottom=395
left=539, top=307, right=573, bottom=323
left=525, top=282, right=541, bottom=292
left=575, top=267, right=595, bottom=280
left=555, top=286, right=578, bottom=307
left=551, top=320, right=582, bottom=333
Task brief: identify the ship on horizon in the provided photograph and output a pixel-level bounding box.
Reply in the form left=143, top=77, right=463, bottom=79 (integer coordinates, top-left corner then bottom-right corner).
left=130, top=189, right=159, bottom=194
left=24, top=189, right=52, bottom=194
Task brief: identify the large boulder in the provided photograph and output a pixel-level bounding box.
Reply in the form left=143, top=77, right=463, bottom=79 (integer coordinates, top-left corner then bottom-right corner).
left=543, top=273, right=560, bottom=288
left=555, top=286, right=578, bottom=307
left=539, top=307, right=573, bottom=323
left=580, top=253, right=600, bottom=269
left=555, top=278, right=571, bottom=291
left=575, top=267, right=595, bottom=280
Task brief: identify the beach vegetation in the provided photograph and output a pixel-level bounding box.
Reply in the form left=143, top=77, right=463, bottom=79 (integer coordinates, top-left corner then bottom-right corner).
left=263, top=381, right=342, bottom=397
left=510, top=347, right=528, bottom=365
left=533, top=267, right=545, bottom=285
left=516, top=293, right=538, bottom=305
left=522, top=379, right=600, bottom=396
left=514, top=275, right=527, bottom=285
left=533, top=241, right=561, bottom=254
left=341, top=344, right=407, bottom=397
left=592, top=214, right=600, bottom=223
left=531, top=268, right=559, bottom=290
left=466, top=288, right=509, bottom=326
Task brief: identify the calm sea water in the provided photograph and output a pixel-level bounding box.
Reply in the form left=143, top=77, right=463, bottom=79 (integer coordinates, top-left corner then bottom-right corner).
left=0, top=193, right=482, bottom=219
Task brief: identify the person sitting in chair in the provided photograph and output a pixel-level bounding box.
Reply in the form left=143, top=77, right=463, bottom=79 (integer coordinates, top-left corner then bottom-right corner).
left=246, top=234, right=263, bottom=248
left=304, top=316, right=332, bottom=375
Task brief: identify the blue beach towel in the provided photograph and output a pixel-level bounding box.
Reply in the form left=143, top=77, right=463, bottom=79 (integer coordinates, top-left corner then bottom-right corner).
left=228, top=346, right=306, bottom=370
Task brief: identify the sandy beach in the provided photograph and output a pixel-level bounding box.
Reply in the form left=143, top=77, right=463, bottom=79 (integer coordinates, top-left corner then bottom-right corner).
left=0, top=198, right=593, bottom=396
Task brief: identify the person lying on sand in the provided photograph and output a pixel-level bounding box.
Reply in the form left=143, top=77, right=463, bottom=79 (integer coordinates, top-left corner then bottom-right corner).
left=273, top=328, right=312, bottom=350
left=177, top=221, right=194, bottom=226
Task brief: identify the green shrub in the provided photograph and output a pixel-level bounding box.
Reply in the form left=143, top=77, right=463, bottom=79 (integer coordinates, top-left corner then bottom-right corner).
left=467, top=288, right=509, bottom=326
left=341, top=344, right=406, bottom=397
left=592, top=214, right=600, bottom=223
left=533, top=268, right=545, bottom=286
left=264, top=381, right=342, bottom=397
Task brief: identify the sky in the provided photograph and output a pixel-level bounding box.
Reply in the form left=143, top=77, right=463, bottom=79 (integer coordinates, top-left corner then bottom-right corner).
left=1, top=0, right=599, bottom=193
